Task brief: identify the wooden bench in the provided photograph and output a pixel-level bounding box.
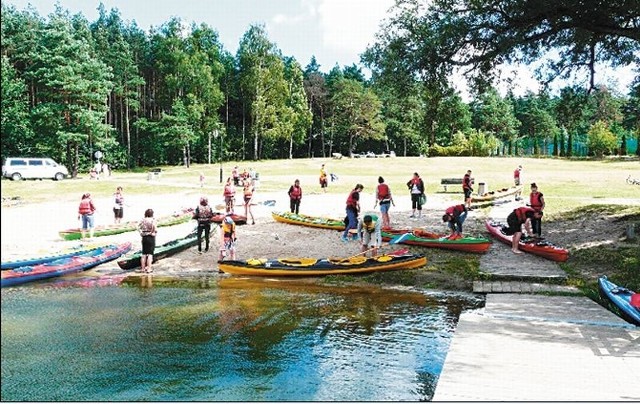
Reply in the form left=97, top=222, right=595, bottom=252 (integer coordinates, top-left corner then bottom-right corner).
left=332, top=153, right=343, bottom=159
left=440, top=177, right=474, bottom=192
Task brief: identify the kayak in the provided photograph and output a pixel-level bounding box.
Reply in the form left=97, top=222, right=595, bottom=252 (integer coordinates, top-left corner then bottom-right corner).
left=117, top=229, right=200, bottom=270
left=1, top=243, right=111, bottom=270
left=1, top=242, right=132, bottom=287
left=211, top=212, right=247, bottom=225
left=471, top=185, right=523, bottom=202
left=381, top=228, right=492, bottom=253
left=218, top=248, right=427, bottom=276
left=484, top=220, right=569, bottom=262
left=215, top=199, right=276, bottom=210
left=598, top=276, right=640, bottom=326
left=58, top=208, right=194, bottom=240
left=271, top=211, right=345, bottom=230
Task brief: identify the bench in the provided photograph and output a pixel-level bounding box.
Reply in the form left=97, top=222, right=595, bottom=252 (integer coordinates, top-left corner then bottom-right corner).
left=332, top=153, right=343, bottom=159
left=440, top=177, right=474, bottom=192
left=147, top=168, right=162, bottom=181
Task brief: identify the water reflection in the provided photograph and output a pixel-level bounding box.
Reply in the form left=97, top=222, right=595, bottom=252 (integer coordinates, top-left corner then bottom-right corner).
left=1, top=275, right=483, bottom=401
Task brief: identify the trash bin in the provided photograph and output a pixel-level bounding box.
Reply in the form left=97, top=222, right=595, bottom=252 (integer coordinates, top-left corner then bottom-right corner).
left=478, top=182, right=487, bottom=195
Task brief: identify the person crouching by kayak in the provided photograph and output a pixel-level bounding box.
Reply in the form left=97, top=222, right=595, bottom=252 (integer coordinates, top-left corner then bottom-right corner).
left=357, top=215, right=382, bottom=257
left=442, top=204, right=468, bottom=239
left=503, top=207, right=540, bottom=254
left=341, top=184, right=364, bottom=242
left=219, top=215, right=237, bottom=261
left=288, top=179, right=302, bottom=214
left=529, top=183, right=545, bottom=238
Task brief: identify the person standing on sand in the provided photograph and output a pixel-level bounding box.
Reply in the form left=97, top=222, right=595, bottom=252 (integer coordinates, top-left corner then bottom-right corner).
left=374, top=176, right=395, bottom=228
left=288, top=179, right=302, bottom=214
left=342, top=184, right=364, bottom=242
left=193, top=197, right=214, bottom=253
left=407, top=172, right=425, bottom=219
left=113, top=186, right=125, bottom=224
left=514, top=165, right=523, bottom=201
left=319, top=164, right=328, bottom=193
left=529, top=183, right=545, bottom=238
left=243, top=179, right=256, bottom=225
left=219, top=215, right=237, bottom=261
left=232, top=166, right=240, bottom=186
left=138, top=208, right=157, bottom=273
left=357, top=214, right=382, bottom=257
left=502, top=206, right=540, bottom=254
left=463, top=169, right=473, bottom=209
left=78, top=193, right=96, bottom=239
left=442, top=204, right=468, bottom=239
left=199, top=172, right=205, bottom=188
left=223, top=177, right=236, bottom=213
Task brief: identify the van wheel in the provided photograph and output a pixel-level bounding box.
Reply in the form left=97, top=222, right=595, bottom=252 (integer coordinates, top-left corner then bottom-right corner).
left=54, top=173, right=64, bottom=181
left=11, top=173, right=22, bottom=181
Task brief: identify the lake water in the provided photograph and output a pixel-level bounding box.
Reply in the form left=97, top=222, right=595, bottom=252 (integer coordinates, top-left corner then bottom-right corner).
left=1, top=275, right=483, bottom=401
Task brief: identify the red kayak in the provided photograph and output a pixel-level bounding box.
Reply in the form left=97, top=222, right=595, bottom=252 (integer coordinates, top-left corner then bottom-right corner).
left=381, top=228, right=492, bottom=253
left=211, top=212, right=247, bottom=225
left=484, top=220, right=569, bottom=262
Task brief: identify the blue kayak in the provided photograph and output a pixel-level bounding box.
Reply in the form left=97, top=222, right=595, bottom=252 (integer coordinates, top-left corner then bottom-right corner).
left=1, top=243, right=110, bottom=270
left=598, top=276, right=640, bottom=326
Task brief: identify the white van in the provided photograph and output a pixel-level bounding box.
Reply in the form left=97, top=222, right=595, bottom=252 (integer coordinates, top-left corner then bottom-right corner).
left=2, top=157, right=69, bottom=181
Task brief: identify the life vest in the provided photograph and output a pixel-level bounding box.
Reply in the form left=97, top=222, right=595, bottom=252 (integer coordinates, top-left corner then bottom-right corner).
left=530, top=192, right=544, bottom=211
left=514, top=168, right=520, bottom=179
left=232, top=168, right=238, bottom=178
left=222, top=222, right=235, bottom=237
left=289, top=185, right=302, bottom=199
left=362, top=219, right=378, bottom=234
left=243, top=184, right=253, bottom=197
left=79, top=199, right=94, bottom=215
left=446, top=204, right=466, bottom=217
left=463, top=174, right=472, bottom=190
left=514, top=207, right=534, bottom=223
left=377, top=183, right=390, bottom=201
left=320, top=169, right=327, bottom=179
left=138, top=218, right=155, bottom=236
left=114, top=193, right=124, bottom=207
left=195, top=205, right=213, bottom=224
left=346, top=189, right=359, bottom=208
left=223, top=184, right=235, bottom=197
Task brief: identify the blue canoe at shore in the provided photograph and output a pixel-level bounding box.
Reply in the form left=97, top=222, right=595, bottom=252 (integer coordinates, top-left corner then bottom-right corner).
left=598, top=276, right=640, bottom=326
left=1, top=243, right=111, bottom=270
left=1, top=242, right=132, bottom=287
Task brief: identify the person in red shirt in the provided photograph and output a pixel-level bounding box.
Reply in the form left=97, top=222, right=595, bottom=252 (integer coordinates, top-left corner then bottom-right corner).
left=288, top=179, right=302, bottom=214
left=374, top=176, right=395, bottom=228
left=503, top=206, right=540, bottom=254
left=514, top=165, right=523, bottom=201
left=462, top=170, right=473, bottom=209
left=529, top=182, right=545, bottom=238
left=342, top=184, right=363, bottom=241
left=442, top=204, right=468, bottom=239
left=77, top=193, right=96, bottom=239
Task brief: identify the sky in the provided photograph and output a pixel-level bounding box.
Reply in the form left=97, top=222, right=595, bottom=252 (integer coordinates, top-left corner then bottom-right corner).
left=4, top=0, right=636, bottom=98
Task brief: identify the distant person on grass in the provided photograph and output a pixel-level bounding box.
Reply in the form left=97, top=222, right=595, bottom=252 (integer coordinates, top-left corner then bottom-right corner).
left=288, top=179, right=303, bottom=214
left=502, top=206, right=540, bottom=254
left=193, top=197, right=214, bottom=253
left=113, top=186, right=125, bottom=224
left=138, top=208, right=157, bottom=273
left=342, top=184, right=364, bottom=242
left=406, top=172, right=425, bottom=219
left=514, top=165, right=523, bottom=201
left=319, top=164, right=328, bottom=193
left=442, top=204, right=468, bottom=239
left=463, top=169, right=473, bottom=209
left=374, top=176, right=395, bottom=228
left=357, top=214, right=382, bottom=257
left=78, top=193, right=96, bottom=239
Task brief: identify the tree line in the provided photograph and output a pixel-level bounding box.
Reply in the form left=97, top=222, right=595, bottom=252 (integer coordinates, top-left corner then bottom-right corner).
left=1, top=2, right=639, bottom=177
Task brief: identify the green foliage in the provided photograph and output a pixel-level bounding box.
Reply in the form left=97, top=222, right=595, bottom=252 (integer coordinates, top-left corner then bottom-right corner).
left=587, top=121, right=618, bottom=156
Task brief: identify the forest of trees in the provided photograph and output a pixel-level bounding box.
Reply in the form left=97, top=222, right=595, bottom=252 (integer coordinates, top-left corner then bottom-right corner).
left=1, top=1, right=639, bottom=177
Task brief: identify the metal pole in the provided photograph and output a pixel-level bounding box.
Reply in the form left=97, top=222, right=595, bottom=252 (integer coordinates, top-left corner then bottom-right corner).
left=218, top=130, right=223, bottom=183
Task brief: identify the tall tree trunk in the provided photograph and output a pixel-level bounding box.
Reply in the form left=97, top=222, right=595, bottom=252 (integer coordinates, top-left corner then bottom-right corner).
left=124, top=93, right=131, bottom=169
